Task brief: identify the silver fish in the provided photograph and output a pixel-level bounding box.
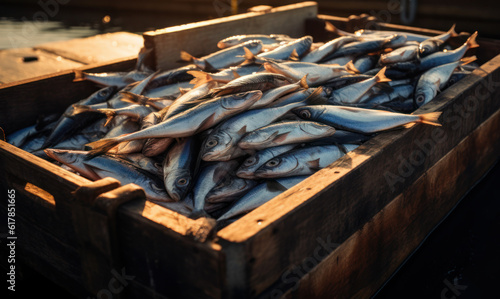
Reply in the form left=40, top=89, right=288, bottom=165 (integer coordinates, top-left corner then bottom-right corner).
left=301, top=36, right=358, bottom=63
left=380, top=45, right=419, bottom=64
left=200, top=88, right=325, bottom=161
left=217, top=176, right=307, bottom=221
left=163, top=138, right=198, bottom=201
left=86, top=91, right=262, bottom=156
left=212, top=72, right=293, bottom=96
left=217, top=34, right=292, bottom=48
left=205, top=176, right=258, bottom=203
left=236, top=144, right=296, bottom=179
left=180, top=40, right=263, bottom=71
left=238, top=121, right=336, bottom=150
left=293, top=105, right=442, bottom=134
left=263, top=61, right=353, bottom=86
left=44, top=149, right=172, bottom=202
left=255, top=144, right=359, bottom=178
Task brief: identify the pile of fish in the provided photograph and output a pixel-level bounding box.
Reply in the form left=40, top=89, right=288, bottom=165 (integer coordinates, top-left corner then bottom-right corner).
left=7, top=23, right=480, bottom=224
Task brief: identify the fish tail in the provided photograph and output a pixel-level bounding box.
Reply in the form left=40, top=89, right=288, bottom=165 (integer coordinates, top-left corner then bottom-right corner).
left=85, top=137, right=122, bottom=159
left=180, top=50, right=194, bottom=62
left=72, top=104, right=93, bottom=115
left=448, top=24, right=458, bottom=37
left=325, top=21, right=343, bottom=36
left=73, top=69, right=87, bottom=82
left=120, top=91, right=145, bottom=104
left=466, top=31, right=479, bottom=49
left=187, top=70, right=213, bottom=85
left=375, top=66, right=391, bottom=83
left=460, top=55, right=477, bottom=66
left=101, top=110, right=116, bottom=126
left=345, top=60, right=360, bottom=73
left=418, top=112, right=442, bottom=126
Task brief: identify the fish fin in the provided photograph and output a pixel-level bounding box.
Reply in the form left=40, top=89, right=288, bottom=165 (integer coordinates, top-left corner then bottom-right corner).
left=307, top=158, right=321, bottom=171
left=448, top=24, right=458, bottom=38
left=188, top=70, right=213, bottom=85
left=73, top=69, right=86, bottom=82
left=272, top=132, right=290, bottom=143
left=178, top=87, right=190, bottom=95
left=299, top=75, right=309, bottom=89
left=180, top=50, right=194, bottom=62
left=242, top=47, right=256, bottom=64
left=289, top=49, right=299, bottom=61
left=417, top=112, right=442, bottom=126
left=375, top=66, right=391, bottom=83
left=466, top=31, right=479, bottom=49
left=460, top=55, right=477, bottom=66
left=266, top=180, right=288, bottom=192
left=345, top=60, right=359, bottom=74
left=85, top=137, right=122, bottom=159
left=304, top=87, right=327, bottom=106
left=203, top=60, right=218, bottom=72
left=103, top=112, right=116, bottom=127
left=237, top=125, right=248, bottom=136
left=232, top=70, right=241, bottom=79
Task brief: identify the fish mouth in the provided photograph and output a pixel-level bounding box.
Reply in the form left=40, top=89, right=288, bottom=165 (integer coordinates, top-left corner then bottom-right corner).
left=235, top=169, right=254, bottom=179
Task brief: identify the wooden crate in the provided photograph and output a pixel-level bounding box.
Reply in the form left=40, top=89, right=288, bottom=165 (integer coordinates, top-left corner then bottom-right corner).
left=1, top=2, right=500, bottom=298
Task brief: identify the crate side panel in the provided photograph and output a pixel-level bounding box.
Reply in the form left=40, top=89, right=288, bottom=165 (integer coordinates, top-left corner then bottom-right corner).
left=282, top=107, right=500, bottom=298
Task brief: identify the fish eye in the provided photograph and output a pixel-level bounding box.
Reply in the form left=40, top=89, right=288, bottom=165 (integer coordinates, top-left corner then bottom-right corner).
left=177, top=178, right=188, bottom=186
left=415, top=94, right=425, bottom=104
left=244, top=157, right=257, bottom=166
left=206, top=139, right=218, bottom=148
left=98, top=90, right=109, bottom=97
left=299, top=110, right=311, bottom=119
left=265, top=158, right=281, bottom=167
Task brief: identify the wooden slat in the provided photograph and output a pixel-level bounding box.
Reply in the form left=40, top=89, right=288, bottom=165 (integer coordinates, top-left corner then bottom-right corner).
left=118, top=200, right=225, bottom=299
left=217, top=54, right=500, bottom=296
left=143, top=1, right=318, bottom=70
left=282, top=106, right=500, bottom=299
left=0, top=48, right=84, bottom=85
left=35, top=32, right=144, bottom=65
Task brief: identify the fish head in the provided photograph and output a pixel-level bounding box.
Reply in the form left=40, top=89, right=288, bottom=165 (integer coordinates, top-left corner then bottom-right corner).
left=255, top=155, right=298, bottom=178
left=236, top=155, right=262, bottom=178
left=292, top=106, right=325, bottom=121
left=201, top=130, right=236, bottom=161
left=96, top=86, right=118, bottom=101
left=206, top=176, right=251, bottom=203
left=44, top=148, right=83, bottom=165
left=419, top=39, right=443, bottom=58
left=414, top=86, right=437, bottom=107
left=164, top=169, right=192, bottom=201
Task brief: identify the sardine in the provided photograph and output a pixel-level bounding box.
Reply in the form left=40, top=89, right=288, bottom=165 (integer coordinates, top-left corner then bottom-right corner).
left=236, top=144, right=296, bottom=179
left=217, top=34, right=292, bottom=48
left=217, top=176, right=307, bottom=221
left=44, top=149, right=172, bottom=202
left=205, top=176, right=258, bottom=203
left=293, top=105, right=442, bottom=134
left=212, top=72, right=293, bottom=96
left=255, top=144, right=359, bottom=178
left=238, top=121, right=336, bottom=150
left=163, top=137, right=198, bottom=201
left=181, top=40, right=263, bottom=71
left=301, top=36, right=359, bottom=63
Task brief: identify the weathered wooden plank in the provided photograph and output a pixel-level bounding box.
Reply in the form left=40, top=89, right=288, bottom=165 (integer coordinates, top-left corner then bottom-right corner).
left=118, top=200, right=225, bottom=299
left=35, top=32, right=144, bottom=65
left=217, top=54, right=500, bottom=296
left=0, top=48, right=84, bottom=85
left=143, top=1, right=318, bottom=70
left=0, top=57, right=136, bottom=134
left=282, top=106, right=500, bottom=299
